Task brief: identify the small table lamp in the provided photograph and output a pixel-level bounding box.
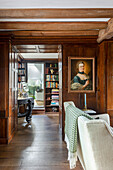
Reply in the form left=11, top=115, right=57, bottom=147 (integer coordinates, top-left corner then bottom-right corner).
left=84, top=93, right=87, bottom=110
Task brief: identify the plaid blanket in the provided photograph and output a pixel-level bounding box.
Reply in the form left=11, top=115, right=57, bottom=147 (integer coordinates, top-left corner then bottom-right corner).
left=65, top=104, right=93, bottom=168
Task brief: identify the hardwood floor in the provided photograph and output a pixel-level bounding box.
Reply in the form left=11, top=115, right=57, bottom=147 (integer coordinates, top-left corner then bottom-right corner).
left=0, top=115, right=83, bottom=170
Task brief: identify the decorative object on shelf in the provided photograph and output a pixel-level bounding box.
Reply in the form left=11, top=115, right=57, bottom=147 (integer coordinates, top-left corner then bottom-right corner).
left=18, top=82, right=29, bottom=98
left=52, top=107, right=58, bottom=112
left=50, top=69, right=54, bottom=74
left=18, top=62, right=27, bottom=83
left=68, top=57, right=95, bottom=93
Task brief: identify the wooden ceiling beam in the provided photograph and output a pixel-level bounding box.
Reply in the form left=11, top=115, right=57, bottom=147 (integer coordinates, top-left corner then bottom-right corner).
left=97, top=18, right=113, bottom=43
left=0, top=30, right=99, bottom=37
left=0, top=8, right=113, bottom=19
left=0, top=22, right=107, bottom=31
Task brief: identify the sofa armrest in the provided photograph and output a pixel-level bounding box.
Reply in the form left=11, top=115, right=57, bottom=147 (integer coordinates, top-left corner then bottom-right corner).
left=78, top=116, right=113, bottom=170
left=91, top=113, right=110, bottom=125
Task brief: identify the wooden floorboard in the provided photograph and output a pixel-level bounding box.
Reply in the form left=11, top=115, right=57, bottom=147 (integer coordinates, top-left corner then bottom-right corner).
left=0, top=115, right=83, bottom=170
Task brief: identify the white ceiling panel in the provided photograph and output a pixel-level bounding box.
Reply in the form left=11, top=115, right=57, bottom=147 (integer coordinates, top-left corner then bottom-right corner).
left=20, top=53, right=58, bottom=59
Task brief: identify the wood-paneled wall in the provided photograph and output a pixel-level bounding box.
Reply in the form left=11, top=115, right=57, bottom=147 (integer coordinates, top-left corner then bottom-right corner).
left=62, top=43, right=98, bottom=137
left=62, top=44, right=98, bottom=108
left=97, top=40, right=113, bottom=126
left=1, top=33, right=113, bottom=143
left=0, top=42, right=9, bottom=143
left=107, top=41, right=113, bottom=125
left=0, top=40, right=18, bottom=144
left=97, top=42, right=107, bottom=113
left=62, top=40, right=113, bottom=134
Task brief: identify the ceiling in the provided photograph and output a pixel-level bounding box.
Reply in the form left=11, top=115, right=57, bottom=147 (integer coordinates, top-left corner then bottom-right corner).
left=0, top=3, right=113, bottom=43
left=14, top=45, right=59, bottom=59
left=15, top=45, right=59, bottom=53
left=0, top=0, right=113, bottom=8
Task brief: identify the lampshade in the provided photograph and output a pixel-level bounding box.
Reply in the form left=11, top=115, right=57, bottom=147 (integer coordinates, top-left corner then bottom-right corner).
left=35, top=80, right=41, bottom=86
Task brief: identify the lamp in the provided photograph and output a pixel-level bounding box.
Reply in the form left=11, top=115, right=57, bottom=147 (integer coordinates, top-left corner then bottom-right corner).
left=35, top=80, right=41, bottom=91
left=83, top=93, right=87, bottom=110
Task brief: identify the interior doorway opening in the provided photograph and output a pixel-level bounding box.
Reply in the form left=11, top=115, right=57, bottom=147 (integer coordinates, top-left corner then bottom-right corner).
left=14, top=44, right=62, bottom=128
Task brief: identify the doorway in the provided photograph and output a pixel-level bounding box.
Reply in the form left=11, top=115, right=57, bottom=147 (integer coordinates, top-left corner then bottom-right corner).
left=15, top=44, right=62, bottom=128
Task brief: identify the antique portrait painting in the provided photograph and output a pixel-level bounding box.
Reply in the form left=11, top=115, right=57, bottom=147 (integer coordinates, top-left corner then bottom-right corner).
left=68, top=57, right=95, bottom=93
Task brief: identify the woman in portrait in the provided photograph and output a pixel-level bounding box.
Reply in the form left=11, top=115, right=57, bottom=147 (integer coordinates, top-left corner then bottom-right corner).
left=71, top=61, right=92, bottom=90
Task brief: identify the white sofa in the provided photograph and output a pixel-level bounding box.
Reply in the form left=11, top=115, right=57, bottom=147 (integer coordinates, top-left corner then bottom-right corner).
left=64, top=101, right=113, bottom=170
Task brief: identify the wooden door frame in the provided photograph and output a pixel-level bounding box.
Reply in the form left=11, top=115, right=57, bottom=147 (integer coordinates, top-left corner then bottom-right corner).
left=4, top=32, right=97, bottom=140
left=11, top=35, right=64, bottom=133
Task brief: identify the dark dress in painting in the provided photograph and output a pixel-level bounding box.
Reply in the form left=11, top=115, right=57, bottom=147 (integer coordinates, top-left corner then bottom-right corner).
left=71, top=72, right=92, bottom=90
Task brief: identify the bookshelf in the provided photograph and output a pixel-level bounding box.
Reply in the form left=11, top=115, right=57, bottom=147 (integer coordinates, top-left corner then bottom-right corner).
left=18, top=59, right=27, bottom=90
left=45, top=62, right=59, bottom=114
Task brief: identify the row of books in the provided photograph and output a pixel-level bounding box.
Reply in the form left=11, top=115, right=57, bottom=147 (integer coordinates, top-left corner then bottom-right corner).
left=45, top=68, right=58, bottom=74
left=51, top=100, right=59, bottom=106
left=18, top=63, right=25, bottom=69
left=18, top=76, right=26, bottom=82
left=52, top=89, right=59, bottom=93
left=18, top=69, right=25, bottom=75
left=46, top=82, right=59, bottom=88
left=46, top=95, right=59, bottom=100
left=46, top=63, right=58, bottom=68
left=51, top=95, right=59, bottom=100
left=18, top=83, right=23, bottom=89
left=46, top=75, right=58, bottom=81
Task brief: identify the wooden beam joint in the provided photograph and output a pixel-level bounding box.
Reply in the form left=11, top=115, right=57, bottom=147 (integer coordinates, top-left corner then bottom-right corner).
left=97, top=18, right=113, bottom=43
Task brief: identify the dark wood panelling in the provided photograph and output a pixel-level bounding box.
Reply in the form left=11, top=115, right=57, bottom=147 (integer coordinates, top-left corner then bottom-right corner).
left=107, top=42, right=113, bottom=126
left=0, top=110, right=5, bottom=118
left=62, top=44, right=98, bottom=138
left=1, top=33, right=113, bottom=142
left=0, top=43, right=9, bottom=116
left=0, top=40, right=18, bottom=144
left=0, top=41, right=9, bottom=143
left=97, top=42, right=107, bottom=113
left=62, top=44, right=97, bottom=108
left=0, top=44, right=5, bottom=112
left=0, top=118, right=7, bottom=138
left=107, top=42, right=113, bottom=110
left=97, top=40, right=113, bottom=126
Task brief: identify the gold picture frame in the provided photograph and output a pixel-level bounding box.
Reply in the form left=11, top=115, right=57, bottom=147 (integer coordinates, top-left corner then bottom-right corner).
left=68, top=57, right=95, bottom=93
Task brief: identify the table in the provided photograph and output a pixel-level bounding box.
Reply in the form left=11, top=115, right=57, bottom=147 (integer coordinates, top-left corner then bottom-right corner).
left=17, top=97, right=34, bottom=123
left=83, top=109, right=97, bottom=115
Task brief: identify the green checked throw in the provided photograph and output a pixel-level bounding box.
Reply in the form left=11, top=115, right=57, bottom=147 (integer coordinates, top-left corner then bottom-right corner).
left=65, top=104, right=93, bottom=169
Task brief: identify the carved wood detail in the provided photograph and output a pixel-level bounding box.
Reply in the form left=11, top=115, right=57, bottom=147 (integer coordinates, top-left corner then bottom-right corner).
left=97, top=18, right=113, bottom=43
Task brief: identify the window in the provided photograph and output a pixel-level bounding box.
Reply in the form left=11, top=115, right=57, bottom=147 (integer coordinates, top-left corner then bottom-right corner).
left=28, top=63, right=44, bottom=108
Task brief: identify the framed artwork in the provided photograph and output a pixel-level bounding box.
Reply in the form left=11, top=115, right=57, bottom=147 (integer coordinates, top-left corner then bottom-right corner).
left=68, top=57, right=95, bottom=93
